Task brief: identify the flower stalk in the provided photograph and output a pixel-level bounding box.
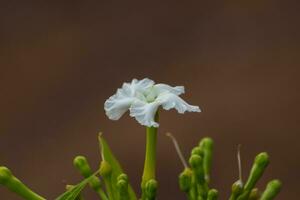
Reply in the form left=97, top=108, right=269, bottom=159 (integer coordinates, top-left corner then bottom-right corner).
left=141, top=113, right=159, bottom=198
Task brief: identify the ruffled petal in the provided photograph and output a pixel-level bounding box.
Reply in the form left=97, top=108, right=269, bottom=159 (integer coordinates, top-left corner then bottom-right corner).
left=104, top=94, right=135, bottom=120
left=129, top=100, right=160, bottom=127
left=104, top=78, right=155, bottom=120
left=156, top=92, right=201, bottom=113
left=153, top=84, right=185, bottom=95
left=122, top=78, right=155, bottom=96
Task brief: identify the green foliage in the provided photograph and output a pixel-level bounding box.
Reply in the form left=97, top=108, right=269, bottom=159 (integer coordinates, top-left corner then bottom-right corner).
left=55, top=172, right=98, bottom=200
left=178, top=137, right=281, bottom=200
left=0, top=135, right=282, bottom=200
left=98, top=135, right=137, bottom=200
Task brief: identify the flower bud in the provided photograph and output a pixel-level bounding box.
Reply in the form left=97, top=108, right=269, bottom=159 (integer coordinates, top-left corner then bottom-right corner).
left=260, top=180, right=282, bottom=200
left=0, top=166, right=12, bottom=185
left=191, top=146, right=204, bottom=157
left=199, top=137, right=213, bottom=183
left=73, top=156, right=102, bottom=191
left=0, top=166, right=45, bottom=200
left=249, top=188, right=260, bottom=200
left=244, top=152, right=269, bottom=191
left=145, top=179, right=158, bottom=200
left=207, top=189, right=218, bottom=200
left=99, top=160, right=112, bottom=178
left=179, top=168, right=193, bottom=192
left=117, top=179, right=129, bottom=200
left=189, top=155, right=205, bottom=184
left=117, top=173, right=129, bottom=183
left=229, top=180, right=243, bottom=200
left=73, top=156, right=92, bottom=177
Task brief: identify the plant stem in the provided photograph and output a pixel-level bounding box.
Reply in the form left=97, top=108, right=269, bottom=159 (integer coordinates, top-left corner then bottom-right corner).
left=141, top=113, right=159, bottom=197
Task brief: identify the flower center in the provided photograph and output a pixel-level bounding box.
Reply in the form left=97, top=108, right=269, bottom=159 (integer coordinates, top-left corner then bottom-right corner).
left=145, top=89, right=157, bottom=103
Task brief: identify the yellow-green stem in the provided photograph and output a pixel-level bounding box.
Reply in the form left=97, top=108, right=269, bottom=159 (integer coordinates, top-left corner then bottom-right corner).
left=141, top=113, right=159, bottom=188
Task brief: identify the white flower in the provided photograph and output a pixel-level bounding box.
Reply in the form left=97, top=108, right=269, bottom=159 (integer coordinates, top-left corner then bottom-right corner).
left=104, top=78, right=201, bottom=127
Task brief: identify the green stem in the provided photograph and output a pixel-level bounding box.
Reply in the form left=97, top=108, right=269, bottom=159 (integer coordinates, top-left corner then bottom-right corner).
left=97, top=189, right=109, bottom=200
left=141, top=113, right=159, bottom=198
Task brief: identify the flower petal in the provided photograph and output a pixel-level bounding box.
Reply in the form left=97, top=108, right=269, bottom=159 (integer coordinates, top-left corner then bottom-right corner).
left=153, top=84, right=185, bottom=96
left=104, top=95, right=135, bottom=120
left=157, top=92, right=201, bottom=113
left=104, top=78, right=155, bottom=120
left=129, top=100, right=160, bottom=127
left=122, top=78, right=155, bottom=96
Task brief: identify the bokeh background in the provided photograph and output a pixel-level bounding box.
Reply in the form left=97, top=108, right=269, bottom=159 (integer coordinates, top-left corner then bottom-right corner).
left=0, top=1, right=299, bottom=199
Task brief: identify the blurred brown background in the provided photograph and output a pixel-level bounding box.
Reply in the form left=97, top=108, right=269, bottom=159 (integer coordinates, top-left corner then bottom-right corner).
left=0, top=0, right=299, bottom=199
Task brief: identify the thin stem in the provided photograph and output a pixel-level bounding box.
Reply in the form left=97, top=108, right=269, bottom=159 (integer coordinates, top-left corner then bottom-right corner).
left=237, top=144, right=243, bottom=183
left=166, top=132, right=188, bottom=168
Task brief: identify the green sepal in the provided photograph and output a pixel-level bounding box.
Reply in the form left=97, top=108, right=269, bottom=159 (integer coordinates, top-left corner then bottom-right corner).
left=98, top=135, right=137, bottom=200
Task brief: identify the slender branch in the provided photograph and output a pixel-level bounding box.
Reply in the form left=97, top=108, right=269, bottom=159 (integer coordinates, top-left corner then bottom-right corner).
left=166, top=132, right=188, bottom=168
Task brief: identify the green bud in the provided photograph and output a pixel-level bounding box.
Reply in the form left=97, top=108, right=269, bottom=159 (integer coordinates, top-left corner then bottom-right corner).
left=89, top=176, right=102, bottom=191
left=117, top=179, right=129, bottom=200
left=99, top=161, right=114, bottom=200
left=189, top=154, right=202, bottom=168
left=0, top=166, right=12, bottom=185
left=99, top=160, right=112, bottom=177
left=237, top=153, right=270, bottom=200
left=179, top=168, right=193, bottom=192
left=207, top=189, right=218, bottom=200
left=249, top=188, right=260, bottom=200
left=117, top=173, right=129, bottom=183
left=73, top=156, right=92, bottom=177
left=0, top=166, right=45, bottom=200
left=260, top=180, right=282, bottom=200
left=244, top=152, right=269, bottom=191
left=65, top=184, right=74, bottom=190
left=145, top=179, right=158, bottom=200
left=73, top=156, right=102, bottom=192
left=199, top=137, right=213, bottom=183
left=191, top=146, right=204, bottom=157
left=117, top=179, right=128, bottom=190
left=189, top=155, right=205, bottom=184
left=229, top=180, right=243, bottom=200
left=199, top=137, right=213, bottom=149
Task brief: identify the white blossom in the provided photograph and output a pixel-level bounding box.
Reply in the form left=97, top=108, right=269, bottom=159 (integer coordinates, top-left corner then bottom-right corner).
left=104, top=78, right=201, bottom=127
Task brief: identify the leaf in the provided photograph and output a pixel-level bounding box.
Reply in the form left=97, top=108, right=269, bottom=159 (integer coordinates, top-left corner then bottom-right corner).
left=55, top=172, right=97, bottom=200
left=99, top=134, right=137, bottom=200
